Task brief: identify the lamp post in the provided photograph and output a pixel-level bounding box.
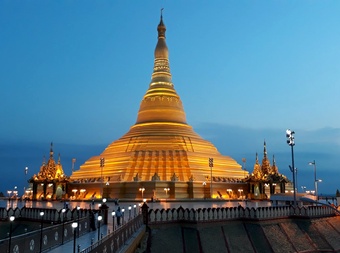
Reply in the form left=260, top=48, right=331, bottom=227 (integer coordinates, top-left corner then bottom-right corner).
left=202, top=182, right=206, bottom=199
left=128, top=205, right=132, bottom=220
left=238, top=189, right=243, bottom=199
left=61, top=208, right=66, bottom=244
left=8, top=216, right=15, bottom=253
left=100, top=158, right=105, bottom=200
left=97, top=215, right=102, bottom=241
left=76, top=206, right=80, bottom=238
left=105, top=182, right=109, bottom=199
left=72, top=222, right=78, bottom=253
left=39, top=211, right=44, bottom=253
left=164, top=188, right=170, bottom=199
left=122, top=208, right=125, bottom=225
left=286, top=129, right=297, bottom=208
left=24, top=167, right=28, bottom=202
left=139, top=188, right=145, bottom=199
left=209, top=158, right=214, bottom=198
left=308, top=160, right=322, bottom=200
left=133, top=204, right=137, bottom=217
left=111, top=211, right=115, bottom=231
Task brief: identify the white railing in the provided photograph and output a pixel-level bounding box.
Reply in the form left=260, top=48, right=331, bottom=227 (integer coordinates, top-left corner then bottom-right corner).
left=147, top=205, right=336, bottom=224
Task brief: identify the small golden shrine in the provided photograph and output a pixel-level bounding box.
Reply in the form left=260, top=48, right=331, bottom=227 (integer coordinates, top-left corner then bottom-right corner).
left=246, top=141, right=289, bottom=199
left=30, top=143, right=69, bottom=200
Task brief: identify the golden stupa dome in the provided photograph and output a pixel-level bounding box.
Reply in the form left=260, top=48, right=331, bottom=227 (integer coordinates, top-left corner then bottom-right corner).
left=70, top=13, right=246, bottom=186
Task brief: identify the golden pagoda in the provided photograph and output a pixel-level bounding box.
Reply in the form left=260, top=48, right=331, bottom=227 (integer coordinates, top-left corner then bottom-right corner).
left=246, top=141, right=288, bottom=200
left=30, top=143, right=69, bottom=200
left=69, top=13, right=248, bottom=200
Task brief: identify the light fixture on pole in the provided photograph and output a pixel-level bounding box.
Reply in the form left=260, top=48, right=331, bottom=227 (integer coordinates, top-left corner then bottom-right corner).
left=308, top=160, right=321, bottom=199
left=39, top=211, right=44, bottom=253
left=164, top=188, right=170, bottom=199
left=72, top=222, right=78, bottom=253
left=61, top=208, right=66, bottom=244
left=97, top=215, right=102, bottom=241
left=286, top=129, right=297, bottom=208
left=100, top=158, right=105, bottom=200
left=111, top=211, right=115, bottom=231
left=8, top=216, right=15, bottom=253
left=209, top=158, right=214, bottom=198
left=76, top=206, right=80, bottom=238
left=122, top=208, right=125, bottom=225
left=133, top=204, right=137, bottom=217
left=139, top=187, right=145, bottom=199
left=24, top=167, right=28, bottom=203
left=128, top=205, right=132, bottom=220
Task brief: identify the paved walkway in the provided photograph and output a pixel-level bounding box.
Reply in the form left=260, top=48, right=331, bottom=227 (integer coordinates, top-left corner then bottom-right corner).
left=48, top=225, right=109, bottom=253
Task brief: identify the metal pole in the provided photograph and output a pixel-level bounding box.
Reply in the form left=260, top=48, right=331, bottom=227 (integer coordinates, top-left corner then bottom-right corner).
left=39, top=213, right=44, bottom=253
left=313, top=160, right=317, bottom=198
left=73, top=227, right=76, bottom=253
left=209, top=158, right=213, bottom=198
left=291, top=145, right=297, bottom=208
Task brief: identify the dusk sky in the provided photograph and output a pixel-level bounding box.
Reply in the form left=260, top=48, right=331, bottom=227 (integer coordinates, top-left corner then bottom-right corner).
left=1, top=1, right=340, bottom=196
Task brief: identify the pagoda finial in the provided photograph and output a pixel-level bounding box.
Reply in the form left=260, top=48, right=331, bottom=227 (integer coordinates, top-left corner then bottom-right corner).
left=161, top=8, right=164, bottom=20
left=263, top=140, right=267, bottom=158
left=272, top=155, right=276, bottom=165
left=42, top=155, right=46, bottom=166
left=255, top=152, right=259, bottom=163
left=58, top=153, right=61, bottom=165
left=50, top=142, right=54, bottom=158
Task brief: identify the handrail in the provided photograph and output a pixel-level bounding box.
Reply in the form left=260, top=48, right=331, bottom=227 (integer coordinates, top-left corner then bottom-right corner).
left=80, top=214, right=144, bottom=253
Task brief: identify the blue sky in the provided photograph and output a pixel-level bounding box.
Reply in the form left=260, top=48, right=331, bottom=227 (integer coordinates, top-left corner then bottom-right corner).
left=1, top=1, right=340, bottom=195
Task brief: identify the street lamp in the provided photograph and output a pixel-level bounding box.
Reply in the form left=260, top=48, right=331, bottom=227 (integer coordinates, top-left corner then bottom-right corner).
left=133, top=204, right=137, bottom=217
left=61, top=208, right=66, bottom=244
left=97, top=215, right=102, bottom=241
left=128, top=205, right=132, bottom=220
left=139, top=188, right=145, bottom=199
left=24, top=167, right=28, bottom=200
left=111, top=211, right=115, bottom=231
left=105, top=182, right=109, bottom=199
left=122, top=208, right=125, bottom=225
left=308, top=160, right=322, bottom=199
left=164, top=188, right=170, bottom=199
left=209, top=158, right=214, bottom=198
left=76, top=206, right=80, bottom=238
left=8, top=216, right=15, bottom=253
left=39, top=211, right=44, bottom=253
left=286, top=129, right=297, bottom=208
left=72, top=222, right=78, bottom=253
left=100, top=158, right=105, bottom=200
left=238, top=189, right=243, bottom=199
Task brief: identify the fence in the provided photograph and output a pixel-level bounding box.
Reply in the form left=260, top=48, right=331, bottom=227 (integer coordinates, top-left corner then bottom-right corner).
left=0, top=207, right=91, bottom=253
left=80, top=214, right=144, bottom=253
left=145, top=205, right=336, bottom=225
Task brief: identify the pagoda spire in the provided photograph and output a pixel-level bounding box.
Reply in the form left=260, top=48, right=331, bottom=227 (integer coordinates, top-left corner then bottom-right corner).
left=150, top=8, right=172, bottom=85
left=50, top=142, right=54, bottom=159
left=135, top=10, right=187, bottom=125
left=263, top=140, right=267, bottom=158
